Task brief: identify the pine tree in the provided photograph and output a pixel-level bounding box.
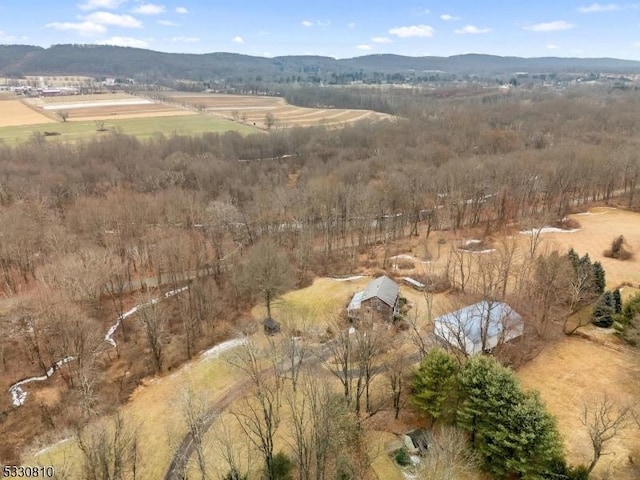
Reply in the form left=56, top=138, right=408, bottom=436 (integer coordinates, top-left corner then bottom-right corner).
left=578, top=253, right=594, bottom=294
left=613, top=288, right=622, bottom=314
left=567, top=248, right=580, bottom=271
left=456, top=356, right=563, bottom=479
left=592, top=292, right=615, bottom=328
left=411, top=348, right=459, bottom=425
left=592, top=261, right=606, bottom=296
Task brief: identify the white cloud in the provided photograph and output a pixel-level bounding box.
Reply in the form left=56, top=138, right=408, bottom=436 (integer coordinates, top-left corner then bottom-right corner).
left=440, top=14, right=460, bottom=21
left=97, top=36, right=149, bottom=48
left=0, top=30, right=26, bottom=42
left=46, top=21, right=107, bottom=36
left=347, top=22, right=356, bottom=28
left=454, top=25, right=491, bottom=34
left=157, top=20, right=178, bottom=26
left=171, top=36, right=199, bottom=42
left=371, top=36, right=391, bottom=43
left=547, top=44, right=560, bottom=49
left=316, top=20, right=331, bottom=27
left=578, top=3, right=620, bottom=12
left=132, top=3, right=165, bottom=15
left=175, top=6, right=188, bottom=14
left=83, top=12, right=142, bottom=28
left=388, top=24, right=434, bottom=38
left=301, top=20, right=313, bottom=27
left=77, top=0, right=127, bottom=11
left=524, top=20, right=575, bottom=32
left=232, top=36, right=244, bottom=44
left=356, top=44, right=372, bottom=50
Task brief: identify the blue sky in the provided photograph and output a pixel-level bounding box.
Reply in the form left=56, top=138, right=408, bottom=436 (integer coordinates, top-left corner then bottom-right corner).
left=1, top=1, right=640, bottom=59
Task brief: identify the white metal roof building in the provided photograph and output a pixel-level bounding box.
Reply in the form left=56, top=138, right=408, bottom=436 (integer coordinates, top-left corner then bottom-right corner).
left=434, top=301, right=524, bottom=356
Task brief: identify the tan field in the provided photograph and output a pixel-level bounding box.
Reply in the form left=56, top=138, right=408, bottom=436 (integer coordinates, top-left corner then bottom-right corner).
left=536, top=207, right=640, bottom=288
left=519, top=337, right=640, bottom=478
left=169, top=93, right=392, bottom=128
left=0, top=96, right=55, bottom=127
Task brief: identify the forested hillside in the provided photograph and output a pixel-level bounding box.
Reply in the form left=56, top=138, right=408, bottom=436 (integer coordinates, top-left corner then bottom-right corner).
left=2, top=44, right=640, bottom=82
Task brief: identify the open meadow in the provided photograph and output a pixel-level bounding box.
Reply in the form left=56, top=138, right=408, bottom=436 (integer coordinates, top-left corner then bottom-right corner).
left=168, top=92, right=392, bottom=129
left=0, top=113, right=258, bottom=144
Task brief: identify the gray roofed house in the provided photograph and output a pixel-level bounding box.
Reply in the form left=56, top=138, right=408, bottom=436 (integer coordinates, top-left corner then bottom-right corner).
left=347, top=276, right=400, bottom=322
left=434, top=301, right=524, bottom=356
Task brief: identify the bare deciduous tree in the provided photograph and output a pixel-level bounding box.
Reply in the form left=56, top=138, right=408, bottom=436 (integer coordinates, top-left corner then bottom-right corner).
left=580, top=393, right=636, bottom=475
left=76, top=413, right=141, bottom=480
left=137, top=293, right=167, bottom=374
left=417, top=427, right=479, bottom=480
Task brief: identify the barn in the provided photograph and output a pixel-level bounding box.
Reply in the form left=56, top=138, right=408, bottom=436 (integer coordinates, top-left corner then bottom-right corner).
left=434, top=301, right=524, bottom=356
left=347, top=275, right=400, bottom=322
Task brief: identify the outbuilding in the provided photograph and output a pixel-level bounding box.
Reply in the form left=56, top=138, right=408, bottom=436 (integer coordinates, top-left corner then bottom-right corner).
left=434, top=301, right=524, bottom=356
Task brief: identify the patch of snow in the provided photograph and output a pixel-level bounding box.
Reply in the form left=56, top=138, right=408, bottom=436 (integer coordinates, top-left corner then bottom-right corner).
left=333, top=275, right=366, bottom=282
left=8, top=356, right=75, bottom=407
left=105, top=286, right=189, bottom=348
left=390, top=254, right=415, bottom=260
left=42, top=99, right=154, bottom=110
left=575, top=211, right=606, bottom=216
left=410, top=455, right=421, bottom=465
left=348, top=327, right=356, bottom=335
left=520, top=227, right=581, bottom=235
left=201, top=338, right=248, bottom=359
left=464, top=239, right=482, bottom=246
left=35, top=438, right=71, bottom=458
left=469, top=249, right=496, bottom=254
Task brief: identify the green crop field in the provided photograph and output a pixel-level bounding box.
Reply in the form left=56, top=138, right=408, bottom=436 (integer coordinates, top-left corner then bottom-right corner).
left=0, top=114, right=259, bottom=145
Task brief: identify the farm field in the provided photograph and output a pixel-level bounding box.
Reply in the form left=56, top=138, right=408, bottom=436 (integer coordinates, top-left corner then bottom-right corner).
left=168, top=93, right=392, bottom=128
left=0, top=114, right=258, bottom=144
left=25, top=93, right=194, bottom=121
left=0, top=94, right=54, bottom=127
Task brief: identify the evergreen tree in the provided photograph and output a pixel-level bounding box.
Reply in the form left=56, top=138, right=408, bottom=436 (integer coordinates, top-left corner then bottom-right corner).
left=456, top=356, right=563, bottom=479
left=411, top=348, right=459, bottom=425
left=613, top=288, right=622, bottom=314
left=567, top=248, right=580, bottom=271
left=578, top=253, right=594, bottom=293
left=592, top=292, right=615, bottom=328
left=592, top=261, right=606, bottom=296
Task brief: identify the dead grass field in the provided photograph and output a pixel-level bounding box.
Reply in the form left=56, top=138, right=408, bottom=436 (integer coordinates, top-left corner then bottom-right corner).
left=538, top=207, right=640, bottom=288
left=169, top=93, right=392, bottom=129
left=0, top=96, right=54, bottom=127
left=518, top=336, right=640, bottom=478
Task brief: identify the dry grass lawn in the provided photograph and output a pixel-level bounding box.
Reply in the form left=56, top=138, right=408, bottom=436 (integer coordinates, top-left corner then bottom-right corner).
left=31, top=346, right=245, bottom=479
left=518, top=336, right=640, bottom=478
left=537, top=207, right=640, bottom=288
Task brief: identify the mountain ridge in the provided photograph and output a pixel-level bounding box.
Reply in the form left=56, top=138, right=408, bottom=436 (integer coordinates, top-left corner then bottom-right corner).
left=1, top=44, right=640, bottom=81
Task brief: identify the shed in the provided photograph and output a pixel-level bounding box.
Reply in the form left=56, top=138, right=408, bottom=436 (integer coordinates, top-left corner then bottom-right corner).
left=434, top=301, right=524, bottom=356
left=262, top=317, right=281, bottom=335
left=347, top=276, right=400, bottom=322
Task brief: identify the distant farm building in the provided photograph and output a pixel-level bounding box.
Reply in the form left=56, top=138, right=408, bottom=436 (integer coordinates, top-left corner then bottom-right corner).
left=348, top=276, right=400, bottom=322
left=434, top=301, right=524, bottom=356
